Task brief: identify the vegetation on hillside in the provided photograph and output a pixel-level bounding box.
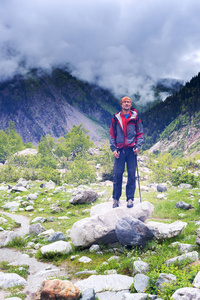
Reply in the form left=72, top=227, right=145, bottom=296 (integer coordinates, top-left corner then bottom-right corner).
left=141, top=73, right=200, bottom=151
left=0, top=123, right=199, bottom=300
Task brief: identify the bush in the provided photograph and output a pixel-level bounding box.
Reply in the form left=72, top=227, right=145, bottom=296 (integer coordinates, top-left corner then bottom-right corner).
left=64, top=154, right=96, bottom=185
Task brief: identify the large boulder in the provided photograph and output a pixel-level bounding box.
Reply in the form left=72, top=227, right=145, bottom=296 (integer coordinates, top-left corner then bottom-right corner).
left=146, top=221, right=187, bottom=240
left=165, top=251, right=199, bottom=266
left=75, top=274, right=133, bottom=294
left=90, top=199, right=141, bottom=217
left=0, top=231, right=20, bottom=247
left=40, top=241, right=73, bottom=256
left=70, top=201, right=154, bottom=247
left=0, top=272, right=27, bottom=288
left=35, top=279, right=79, bottom=300
left=115, top=216, right=154, bottom=247
left=69, top=189, right=98, bottom=204
left=172, top=287, right=200, bottom=299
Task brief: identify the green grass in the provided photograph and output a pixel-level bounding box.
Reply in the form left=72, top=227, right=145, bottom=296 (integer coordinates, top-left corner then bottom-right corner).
left=0, top=152, right=200, bottom=299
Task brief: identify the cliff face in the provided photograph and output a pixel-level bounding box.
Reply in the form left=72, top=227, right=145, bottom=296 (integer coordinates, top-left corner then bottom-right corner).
left=0, top=68, right=120, bottom=144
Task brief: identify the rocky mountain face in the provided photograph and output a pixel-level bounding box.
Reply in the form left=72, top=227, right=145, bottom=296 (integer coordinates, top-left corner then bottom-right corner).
left=141, top=73, right=200, bottom=156
left=0, top=68, right=120, bottom=144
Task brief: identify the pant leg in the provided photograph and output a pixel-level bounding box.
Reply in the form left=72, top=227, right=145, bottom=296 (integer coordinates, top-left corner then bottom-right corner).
left=112, top=150, right=126, bottom=200
left=126, top=148, right=137, bottom=201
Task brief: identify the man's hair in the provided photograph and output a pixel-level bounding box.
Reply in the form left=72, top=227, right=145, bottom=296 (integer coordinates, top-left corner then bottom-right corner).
left=120, top=96, right=132, bottom=107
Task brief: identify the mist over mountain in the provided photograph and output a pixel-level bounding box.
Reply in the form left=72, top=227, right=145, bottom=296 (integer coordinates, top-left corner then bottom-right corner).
left=0, top=67, right=182, bottom=145
left=0, top=65, right=198, bottom=157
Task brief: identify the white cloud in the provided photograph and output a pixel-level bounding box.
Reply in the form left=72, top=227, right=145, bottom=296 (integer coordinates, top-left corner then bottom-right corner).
left=1, top=0, right=200, bottom=103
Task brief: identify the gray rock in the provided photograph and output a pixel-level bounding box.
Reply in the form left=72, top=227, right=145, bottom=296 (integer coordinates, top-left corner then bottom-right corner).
left=26, top=193, right=37, bottom=200
left=175, top=201, right=193, bottom=210
left=3, top=201, right=20, bottom=211
left=29, top=223, right=46, bottom=236
left=40, top=241, right=73, bottom=255
left=40, top=180, right=56, bottom=189
left=0, top=231, right=20, bottom=247
left=78, top=256, right=92, bottom=263
left=31, top=217, right=47, bottom=224
left=48, top=232, right=66, bottom=243
left=79, top=288, right=95, bottom=300
left=178, top=183, right=193, bottom=189
left=133, top=261, right=150, bottom=274
left=155, top=273, right=176, bottom=290
left=0, top=271, right=27, bottom=288
left=193, top=270, right=200, bottom=288
left=157, top=184, right=167, bottom=192
left=123, top=294, right=149, bottom=300
left=115, top=216, right=154, bottom=247
left=177, top=243, right=196, bottom=254
left=146, top=221, right=187, bottom=240
left=172, top=287, right=200, bottom=299
left=71, top=201, right=154, bottom=247
left=25, top=205, right=34, bottom=211
left=10, top=186, right=28, bottom=192
left=89, top=244, right=100, bottom=252
left=134, top=273, right=149, bottom=293
left=75, top=274, right=133, bottom=293
left=69, top=189, right=98, bottom=204
left=165, top=251, right=199, bottom=266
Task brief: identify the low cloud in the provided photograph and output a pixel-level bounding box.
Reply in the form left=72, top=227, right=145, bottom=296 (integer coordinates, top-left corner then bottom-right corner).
left=1, top=0, right=200, bottom=103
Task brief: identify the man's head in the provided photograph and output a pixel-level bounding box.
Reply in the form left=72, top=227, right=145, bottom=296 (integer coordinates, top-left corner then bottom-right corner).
left=120, top=96, right=132, bottom=113
left=120, top=96, right=132, bottom=107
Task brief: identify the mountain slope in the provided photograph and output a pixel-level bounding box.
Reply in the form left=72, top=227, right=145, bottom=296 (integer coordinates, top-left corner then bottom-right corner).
left=0, top=68, right=120, bottom=144
left=142, top=73, right=200, bottom=155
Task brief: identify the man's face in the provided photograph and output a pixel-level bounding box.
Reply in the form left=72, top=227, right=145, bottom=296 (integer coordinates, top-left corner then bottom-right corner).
left=121, top=99, right=132, bottom=111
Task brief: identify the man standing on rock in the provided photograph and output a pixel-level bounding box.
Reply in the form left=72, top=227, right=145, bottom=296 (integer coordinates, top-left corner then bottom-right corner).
left=110, top=96, right=143, bottom=208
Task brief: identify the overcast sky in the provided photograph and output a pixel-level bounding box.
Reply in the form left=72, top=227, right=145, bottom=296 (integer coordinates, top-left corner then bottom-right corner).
left=1, top=0, right=200, bottom=102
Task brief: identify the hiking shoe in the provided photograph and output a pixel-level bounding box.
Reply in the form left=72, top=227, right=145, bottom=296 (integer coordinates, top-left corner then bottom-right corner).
left=113, top=199, right=119, bottom=208
left=127, top=199, right=134, bottom=208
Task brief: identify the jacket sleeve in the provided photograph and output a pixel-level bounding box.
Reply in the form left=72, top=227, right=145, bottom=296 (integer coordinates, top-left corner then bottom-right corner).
left=135, top=118, right=144, bottom=150
left=110, top=118, right=117, bottom=152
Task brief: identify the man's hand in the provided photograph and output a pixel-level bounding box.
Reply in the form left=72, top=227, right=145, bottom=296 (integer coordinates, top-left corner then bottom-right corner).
left=133, top=147, right=139, bottom=155
left=113, top=150, right=120, bottom=159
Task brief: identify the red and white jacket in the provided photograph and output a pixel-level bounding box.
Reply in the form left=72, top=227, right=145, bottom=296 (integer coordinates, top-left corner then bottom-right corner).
left=110, top=109, right=143, bottom=152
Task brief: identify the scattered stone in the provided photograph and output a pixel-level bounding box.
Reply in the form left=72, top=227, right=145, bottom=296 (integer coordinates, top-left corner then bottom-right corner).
left=193, top=271, right=200, bottom=288
left=48, top=232, right=66, bottom=243
left=165, top=251, right=199, bottom=266
left=155, top=273, right=176, bottom=290
left=0, top=231, right=20, bottom=247
left=177, top=243, right=196, bottom=254
left=75, top=274, right=133, bottom=294
left=31, top=217, right=47, bottom=224
left=134, top=274, right=149, bottom=293
left=78, top=256, right=92, bottom=263
left=35, top=279, right=79, bottom=300
left=40, top=241, right=73, bottom=256
left=25, top=205, right=34, bottom=211
left=29, top=223, right=46, bottom=236
left=133, top=261, right=150, bottom=274
left=79, top=288, right=95, bottom=300
left=178, top=183, right=192, bottom=189
left=27, top=193, right=38, bottom=200
left=40, top=180, right=56, bottom=190
left=0, top=271, right=27, bottom=288
left=69, top=189, right=98, bottom=204
left=39, top=229, right=55, bottom=237
left=146, top=221, right=187, bottom=240
left=172, top=287, right=200, bottom=299
left=175, top=201, right=193, bottom=210
left=3, top=202, right=20, bottom=211
left=89, top=244, right=100, bottom=252
left=157, top=184, right=167, bottom=192
left=115, top=216, right=154, bottom=247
